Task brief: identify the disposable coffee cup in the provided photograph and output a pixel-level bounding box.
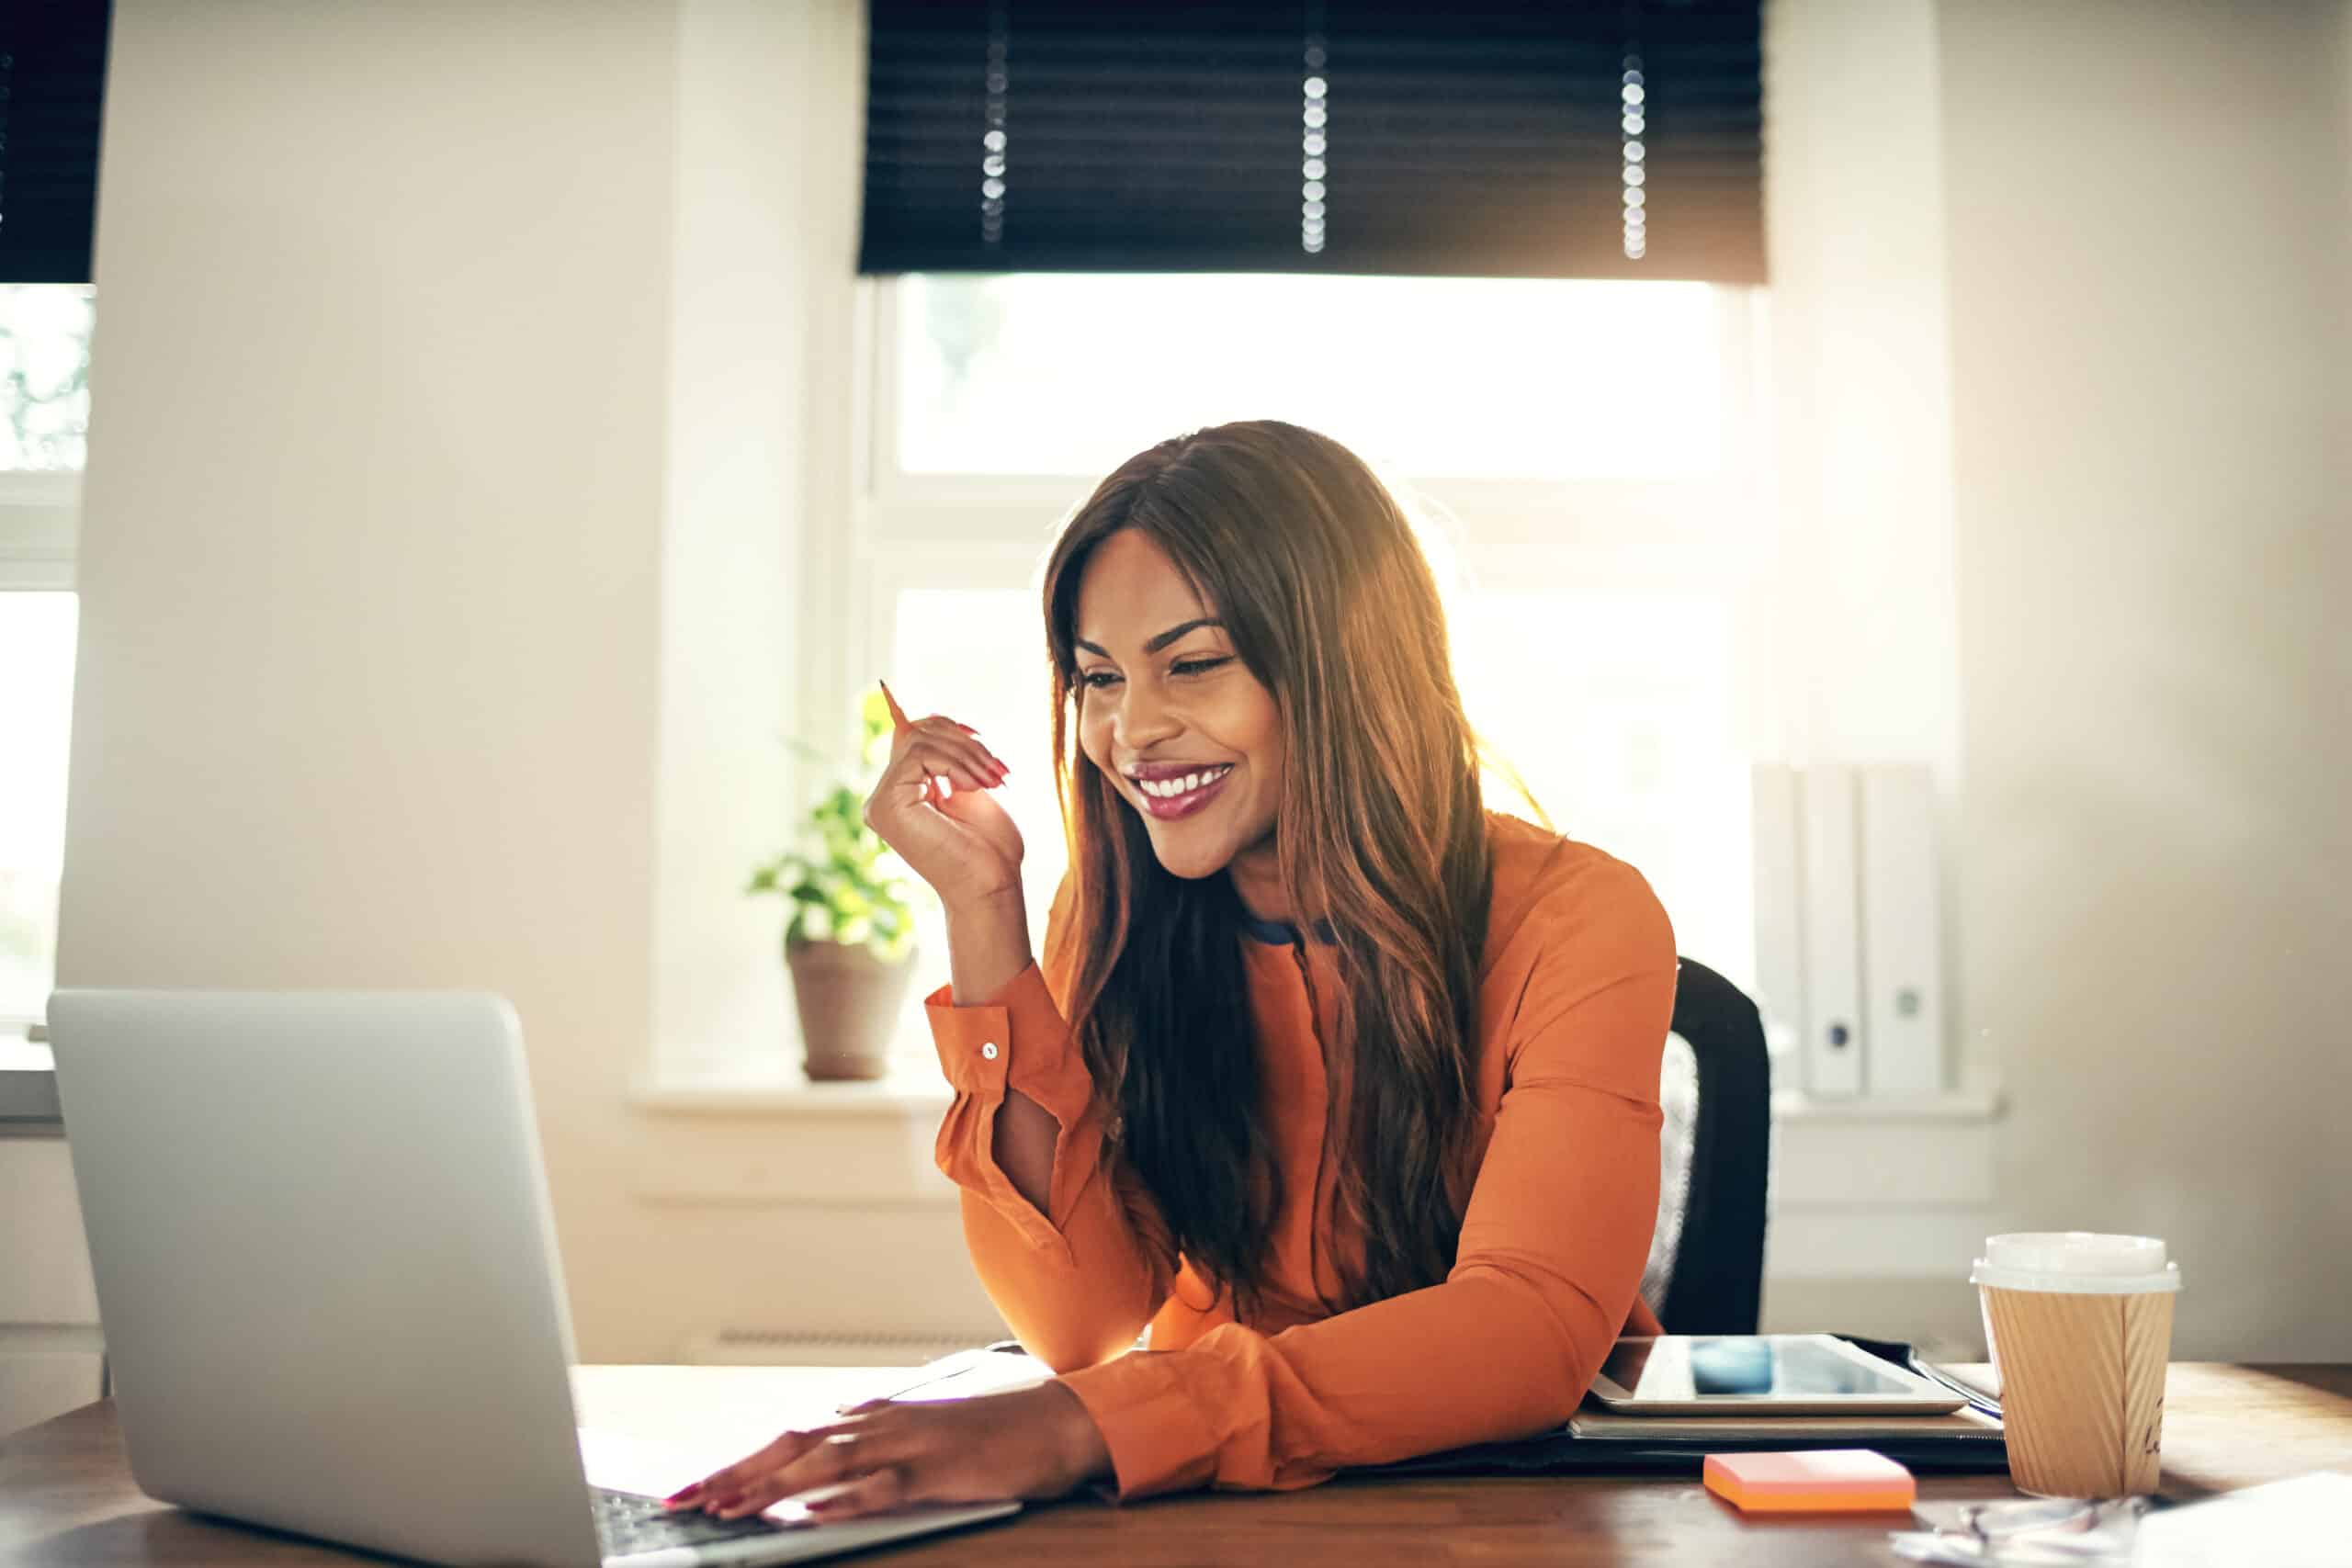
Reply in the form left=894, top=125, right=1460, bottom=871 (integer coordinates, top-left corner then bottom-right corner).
left=1972, top=1233, right=2181, bottom=1498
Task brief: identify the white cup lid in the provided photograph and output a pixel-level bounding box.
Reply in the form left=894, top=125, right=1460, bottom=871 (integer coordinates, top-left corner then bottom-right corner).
left=1971, top=1232, right=2181, bottom=1294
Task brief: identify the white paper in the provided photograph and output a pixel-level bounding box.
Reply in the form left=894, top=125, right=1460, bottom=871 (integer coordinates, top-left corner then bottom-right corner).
left=2132, top=1472, right=2352, bottom=1568
left=578, top=1424, right=763, bottom=1501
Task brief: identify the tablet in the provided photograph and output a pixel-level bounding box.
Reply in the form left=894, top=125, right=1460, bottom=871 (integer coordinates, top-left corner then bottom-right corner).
left=1586, top=1335, right=1967, bottom=1416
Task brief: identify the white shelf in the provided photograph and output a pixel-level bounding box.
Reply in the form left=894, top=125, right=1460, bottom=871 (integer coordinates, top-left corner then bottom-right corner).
left=1771, top=1087, right=2004, bottom=1123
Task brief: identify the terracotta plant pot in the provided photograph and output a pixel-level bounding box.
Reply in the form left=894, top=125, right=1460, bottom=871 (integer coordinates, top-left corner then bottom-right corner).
left=786, top=937, right=919, bottom=1082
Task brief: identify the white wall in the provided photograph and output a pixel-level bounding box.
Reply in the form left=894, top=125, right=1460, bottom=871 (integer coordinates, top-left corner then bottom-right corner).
left=1765, top=0, right=1962, bottom=781
left=1939, top=0, right=2352, bottom=1358
left=62, top=0, right=673, bottom=1359
left=59, top=0, right=1001, bottom=1362
left=652, top=0, right=808, bottom=1077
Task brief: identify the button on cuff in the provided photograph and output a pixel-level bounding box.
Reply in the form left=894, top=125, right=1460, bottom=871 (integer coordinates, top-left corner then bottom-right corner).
left=924, top=983, right=1014, bottom=1097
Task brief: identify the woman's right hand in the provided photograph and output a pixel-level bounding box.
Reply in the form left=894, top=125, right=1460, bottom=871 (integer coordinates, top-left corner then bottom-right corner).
left=863, top=684, right=1024, bottom=913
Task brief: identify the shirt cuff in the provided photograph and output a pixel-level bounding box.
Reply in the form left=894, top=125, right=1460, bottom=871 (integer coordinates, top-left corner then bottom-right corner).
left=925, top=961, right=1096, bottom=1116
left=924, top=962, right=1094, bottom=1258
left=925, top=977, right=1015, bottom=1100
left=1055, top=1352, right=1225, bottom=1500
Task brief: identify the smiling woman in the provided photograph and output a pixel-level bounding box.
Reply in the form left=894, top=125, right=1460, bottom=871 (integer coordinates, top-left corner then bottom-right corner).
left=1041, top=423, right=1507, bottom=1324
left=679, top=420, right=1676, bottom=1521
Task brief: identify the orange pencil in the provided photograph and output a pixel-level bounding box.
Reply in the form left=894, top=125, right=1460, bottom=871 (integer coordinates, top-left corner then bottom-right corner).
left=880, top=678, right=961, bottom=805
left=876, top=680, right=995, bottom=797
left=877, top=679, right=912, bottom=734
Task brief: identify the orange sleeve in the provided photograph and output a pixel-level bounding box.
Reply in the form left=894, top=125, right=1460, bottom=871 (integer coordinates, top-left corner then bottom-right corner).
left=925, top=875, right=1177, bottom=1372
left=1055, top=860, right=1677, bottom=1497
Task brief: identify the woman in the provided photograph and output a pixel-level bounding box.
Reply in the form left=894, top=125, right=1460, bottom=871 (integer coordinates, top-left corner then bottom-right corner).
left=673, top=420, right=1676, bottom=1520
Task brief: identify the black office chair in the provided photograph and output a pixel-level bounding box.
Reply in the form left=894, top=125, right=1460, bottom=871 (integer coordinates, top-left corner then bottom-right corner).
left=1637, top=957, right=1771, bottom=1334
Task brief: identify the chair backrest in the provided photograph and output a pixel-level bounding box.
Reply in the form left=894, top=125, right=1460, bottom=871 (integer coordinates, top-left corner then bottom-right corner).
left=1635, top=956, right=1771, bottom=1334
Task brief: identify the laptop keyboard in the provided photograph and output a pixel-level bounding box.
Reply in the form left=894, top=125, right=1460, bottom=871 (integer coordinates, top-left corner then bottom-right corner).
left=594, top=1485, right=785, bottom=1557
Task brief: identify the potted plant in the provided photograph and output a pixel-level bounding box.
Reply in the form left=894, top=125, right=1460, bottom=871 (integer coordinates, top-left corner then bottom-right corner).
left=746, top=690, right=926, bottom=1081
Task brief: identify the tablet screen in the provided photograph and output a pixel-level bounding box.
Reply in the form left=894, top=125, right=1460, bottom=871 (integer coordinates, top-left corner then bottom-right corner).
left=1597, top=1336, right=1922, bottom=1401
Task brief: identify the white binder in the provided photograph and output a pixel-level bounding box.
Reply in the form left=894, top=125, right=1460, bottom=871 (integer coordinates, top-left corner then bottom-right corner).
left=1749, top=763, right=1805, bottom=1057
left=1860, top=763, right=1945, bottom=1094
left=1798, top=764, right=1864, bottom=1097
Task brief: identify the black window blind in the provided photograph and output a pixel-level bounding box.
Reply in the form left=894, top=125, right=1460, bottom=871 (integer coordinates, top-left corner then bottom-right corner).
left=861, top=0, right=1762, bottom=282
left=0, top=0, right=111, bottom=287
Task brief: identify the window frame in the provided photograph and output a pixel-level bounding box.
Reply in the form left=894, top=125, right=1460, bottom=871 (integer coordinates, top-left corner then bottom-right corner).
left=0, top=471, right=79, bottom=592
left=858, top=278, right=1772, bottom=556
left=842, top=274, right=1779, bottom=756
left=830, top=275, right=1779, bottom=1066
left=844, top=276, right=1778, bottom=742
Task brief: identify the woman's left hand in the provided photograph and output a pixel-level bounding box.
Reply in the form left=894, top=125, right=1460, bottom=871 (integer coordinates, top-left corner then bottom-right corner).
left=666, top=1380, right=1113, bottom=1524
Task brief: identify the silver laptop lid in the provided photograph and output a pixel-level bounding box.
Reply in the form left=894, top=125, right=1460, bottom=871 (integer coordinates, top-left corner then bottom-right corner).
left=49, top=989, right=604, bottom=1568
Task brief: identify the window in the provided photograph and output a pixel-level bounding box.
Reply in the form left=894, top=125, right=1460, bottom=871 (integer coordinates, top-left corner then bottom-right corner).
left=2, top=286, right=95, bottom=473
left=849, top=273, right=1770, bottom=1061
left=0, top=593, right=77, bottom=1026
left=0, top=284, right=94, bottom=1033
left=891, top=273, right=1726, bottom=482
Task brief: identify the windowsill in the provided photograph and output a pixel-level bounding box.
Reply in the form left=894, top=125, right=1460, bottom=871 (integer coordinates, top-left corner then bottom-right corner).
left=1771, top=1086, right=2005, bottom=1123
left=627, top=1071, right=2003, bottom=1125
left=626, top=1060, right=958, bottom=1207
left=624, top=1061, right=2004, bottom=1233
left=630, top=1064, right=951, bottom=1119
left=0, top=1038, right=62, bottom=1129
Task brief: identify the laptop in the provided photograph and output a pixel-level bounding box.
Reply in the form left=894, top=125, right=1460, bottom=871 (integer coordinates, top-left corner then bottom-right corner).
left=46, top=988, right=1021, bottom=1567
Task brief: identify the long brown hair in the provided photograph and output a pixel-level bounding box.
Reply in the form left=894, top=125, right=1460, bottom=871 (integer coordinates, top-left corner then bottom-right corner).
left=1041, top=420, right=1492, bottom=1318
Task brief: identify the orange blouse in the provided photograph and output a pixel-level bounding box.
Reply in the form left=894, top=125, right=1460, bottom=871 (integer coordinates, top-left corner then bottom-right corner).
left=922, top=811, right=1676, bottom=1499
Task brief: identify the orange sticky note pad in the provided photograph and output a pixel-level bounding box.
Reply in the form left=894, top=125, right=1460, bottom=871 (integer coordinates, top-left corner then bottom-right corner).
left=1702, top=1450, right=1917, bottom=1514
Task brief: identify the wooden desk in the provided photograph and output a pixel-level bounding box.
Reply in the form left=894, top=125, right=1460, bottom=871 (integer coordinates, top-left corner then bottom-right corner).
left=5, top=1364, right=2347, bottom=1566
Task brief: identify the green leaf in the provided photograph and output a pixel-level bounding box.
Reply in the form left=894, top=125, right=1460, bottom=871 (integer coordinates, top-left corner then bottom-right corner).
left=859, top=689, right=895, bottom=766
left=752, top=693, right=935, bottom=946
